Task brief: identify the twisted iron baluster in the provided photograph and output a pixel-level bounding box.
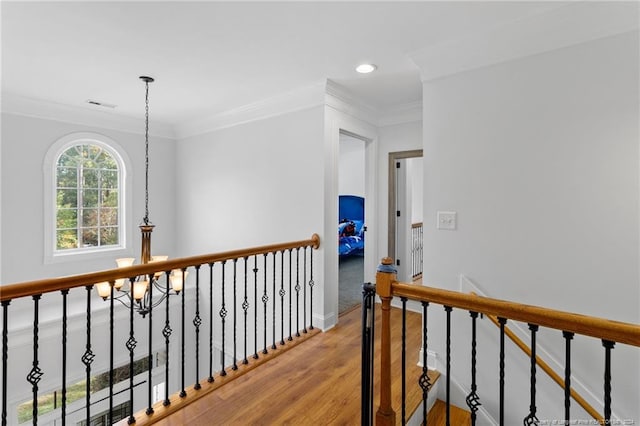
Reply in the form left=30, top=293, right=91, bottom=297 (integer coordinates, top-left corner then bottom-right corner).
left=253, top=255, right=259, bottom=359
left=445, top=306, right=453, bottom=426
left=2, top=301, right=10, bottom=426
left=602, top=339, right=615, bottom=422
left=498, top=317, right=507, bottom=426
left=242, top=257, right=249, bottom=365
left=361, top=283, right=376, bottom=426
left=262, top=254, right=269, bottom=354
left=303, top=247, right=308, bottom=334
left=401, top=297, right=407, bottom=425
left=108, top=282, right=115, bottom=421
left=147, top=274, right=155, bottom=414
left=419, top=301, right=430, bottom=423
left=180, top=269, right=187, bottom=397
left=26, top=295, right=44, bottom=426
left=208, top=263, right=215, bottom=383
left=466, top=311, right=481, bottom=425
left=61, top=289, right=69, bottom=426
left=194, top=265, right=202, bottom=390
left=280, top=250, right=286, bottom=345
left=288, top=249, right=293, bottom=341
left=295, top=248, right=301, bottom=337
left=163, top=271, right=172, bottom=405
left=272, top=253, right=277, bottom=350
left=232, top=259, right=238, bottom=370
left=309, top=247, right=314, bottom=330
left=81, top=287, right=96, bottom=426
left=126, top=279, right=137, bottom=424
left=220, top=261, right=227, bottom=376
left=563, top=331, right=574, bottom=424
left=523, top=324, right=540, bottom=426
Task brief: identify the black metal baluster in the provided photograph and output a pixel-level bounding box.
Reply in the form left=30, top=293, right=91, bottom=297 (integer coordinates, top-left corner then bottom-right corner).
left=61, top=289, right=69, bottom=426
left=498, top=317, right=507, bottom=426
left=180, top=268, right=187, bottom=397
left=602, top=339, right=615, bottom=422
left=361, top=283, right=376, bottom=426
left=419, top=301, right=430, bottom=423
left=26, top=295, right=44, bottom=426
left=1, top=300, right=9, bottom=426
left=194, top=265, right=202, bottom=390
left=466, top=311, right=481, bottom=426
left=253, top=255, right=259, bottom=359
left=81, top=286, right=96, bottom=426
left=280, top=250, right=285, bottom=346
left=109, top=282, right=115, bottom=421
left=288, top=249, right=293, bottom=341
left=208, top=263, right=215, bottom=383
left=272, top=253, right=277, bottom=350
left=523, top=324, right=540, bottom=426
left=126, top=278, right=137, bottom=424
left=563, top=331, right=574, bottom=425
left=309, top=247, right=314, bottom=330
left=295, top=248, right=301, bottom=338
left=303, top=247, right=308, bottom=334
left=401, top=297, right=407, bottom=425
left=444, top=306, right=452, bottom=426
left=232, top=259, right=238, bottom=370
left=163, top=271, right=172, bottom=406
left=262, top=254, right=268, bottom=354
left=147, top=274, right=155, bottom=415
left=220, top=261, right=227, bottom=376
left=242, top=257, right=249, bottom=365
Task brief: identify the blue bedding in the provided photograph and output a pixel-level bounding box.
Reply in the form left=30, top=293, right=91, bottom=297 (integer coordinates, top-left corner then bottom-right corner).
left=339, top=195, right=365, bottom=257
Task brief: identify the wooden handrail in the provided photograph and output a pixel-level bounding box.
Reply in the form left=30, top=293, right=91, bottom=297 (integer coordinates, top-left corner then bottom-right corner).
left=483, top=312, right=603, bottom=422
left=391, top=282, right=640, bottom=347
left=0, top=234, right=320, bottom=302
left=411, top=222, right=423, bottom=229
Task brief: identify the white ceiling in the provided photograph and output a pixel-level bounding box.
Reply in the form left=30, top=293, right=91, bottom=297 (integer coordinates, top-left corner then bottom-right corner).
left=2, top=1, right=569, bottom=130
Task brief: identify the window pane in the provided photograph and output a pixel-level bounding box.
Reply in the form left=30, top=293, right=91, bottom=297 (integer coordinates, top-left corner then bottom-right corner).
left=82, top=209, right=98, bottom=227
left=57, top=229, right=78, bottom=250
left=101, top=170, right=118, bottom=189
left=81, top=228, right=98, bottom=247
left=83, top=168, right=99, bottom=188
left=57, top=208, right=77, bottom=229
left=82, top=189, right=99, bottom=208
left=101, top=190, right=118, bottom=207
left=57, top=189, right=77, bottom=207
left=100, top=227, right=119, bottom=246
left=57, top=167, right=77, bottom=188
left=101, top=208, right=118, bottom=226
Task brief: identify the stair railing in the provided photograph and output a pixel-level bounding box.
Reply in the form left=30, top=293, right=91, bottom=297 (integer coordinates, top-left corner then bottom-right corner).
left=1, top=234, right=319, bottom=426
left=363, top=257, right=640, bottom=426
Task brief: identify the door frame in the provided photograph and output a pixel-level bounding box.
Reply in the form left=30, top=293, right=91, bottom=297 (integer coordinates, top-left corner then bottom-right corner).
left=387, top=149, right=423, bottom=261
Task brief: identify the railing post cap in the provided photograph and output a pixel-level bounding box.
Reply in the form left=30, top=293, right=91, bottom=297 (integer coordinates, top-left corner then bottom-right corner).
left=377, top=258, right=397, bottom=274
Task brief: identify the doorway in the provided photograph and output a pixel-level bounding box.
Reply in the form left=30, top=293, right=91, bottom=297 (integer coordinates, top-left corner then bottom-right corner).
left=338, top=132, right=366, bottom=315
left=388, top=150, right=423, bottom=283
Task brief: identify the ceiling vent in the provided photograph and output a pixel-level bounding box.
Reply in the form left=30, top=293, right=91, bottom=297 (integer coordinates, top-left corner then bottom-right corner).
left=86, top=99, right=117, bottom=109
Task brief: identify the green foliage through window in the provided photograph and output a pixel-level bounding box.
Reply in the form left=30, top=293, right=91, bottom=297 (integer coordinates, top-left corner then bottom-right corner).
left=55, top=144, right=120, bottom=251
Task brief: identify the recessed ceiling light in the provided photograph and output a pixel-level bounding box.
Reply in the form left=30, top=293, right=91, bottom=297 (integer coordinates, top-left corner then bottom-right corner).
left=356, top=63, right=377, bottom=74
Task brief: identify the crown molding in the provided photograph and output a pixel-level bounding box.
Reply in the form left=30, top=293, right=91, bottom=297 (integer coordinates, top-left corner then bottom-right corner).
left=324, top=80, right=380, bottom=126
left=377, top=100, right=422, bottom=127
left=174, top=81, right=327, bottom=140
left=410, top=1, right=640, bottom=83
left=1, top=92, right=175, bottom=139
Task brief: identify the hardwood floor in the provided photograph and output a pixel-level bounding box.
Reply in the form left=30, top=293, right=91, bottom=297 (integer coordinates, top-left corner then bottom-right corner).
left=153, top=304, right=435, bottom=426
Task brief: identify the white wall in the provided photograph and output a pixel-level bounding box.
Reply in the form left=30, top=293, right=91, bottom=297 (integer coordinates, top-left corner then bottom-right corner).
left=338, top=133, right=365, bottom=198
left=421, top=31, right=639, bottom=422
left=0, top=113, right=176, bottom=283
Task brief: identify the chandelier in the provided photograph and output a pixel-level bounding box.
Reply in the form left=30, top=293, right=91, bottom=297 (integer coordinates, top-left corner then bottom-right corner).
left=96, top=76, right=184, bottom=316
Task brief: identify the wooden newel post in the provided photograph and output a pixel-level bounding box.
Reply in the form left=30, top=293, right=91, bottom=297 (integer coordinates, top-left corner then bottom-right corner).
left=376, top=257, right=397, bottom=426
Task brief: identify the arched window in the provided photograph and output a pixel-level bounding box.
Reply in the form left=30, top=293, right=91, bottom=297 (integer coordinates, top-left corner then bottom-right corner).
left=44, top=133, right=131, bottom=261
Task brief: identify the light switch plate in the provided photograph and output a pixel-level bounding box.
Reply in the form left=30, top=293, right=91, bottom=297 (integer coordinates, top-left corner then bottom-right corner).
left=437, top=211, right=457, bottom=230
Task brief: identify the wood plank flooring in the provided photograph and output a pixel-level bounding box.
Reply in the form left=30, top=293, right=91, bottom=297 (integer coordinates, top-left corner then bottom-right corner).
left=153, top=304, right=435, bottom=426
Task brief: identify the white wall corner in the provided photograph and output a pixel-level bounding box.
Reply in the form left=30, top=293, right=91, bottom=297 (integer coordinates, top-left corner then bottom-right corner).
left=409, top=1, right=640, bottom=83
left=1, top=92, right=175, bottom=139
left=377, top=101, right=422, bottom=128
left=174, top=80, right=327, bottom=139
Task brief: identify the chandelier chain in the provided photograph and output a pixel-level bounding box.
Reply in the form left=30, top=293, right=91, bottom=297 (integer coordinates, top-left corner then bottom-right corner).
left=143, top=79, right=150, bottom=225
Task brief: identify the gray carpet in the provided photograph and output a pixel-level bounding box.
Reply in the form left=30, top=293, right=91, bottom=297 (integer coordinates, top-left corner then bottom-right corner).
left=339, top=255, right=364, bottom=315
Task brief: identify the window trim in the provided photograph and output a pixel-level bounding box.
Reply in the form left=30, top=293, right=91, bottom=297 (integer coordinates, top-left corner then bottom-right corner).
left=43, top=132, right=133, bottom=264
